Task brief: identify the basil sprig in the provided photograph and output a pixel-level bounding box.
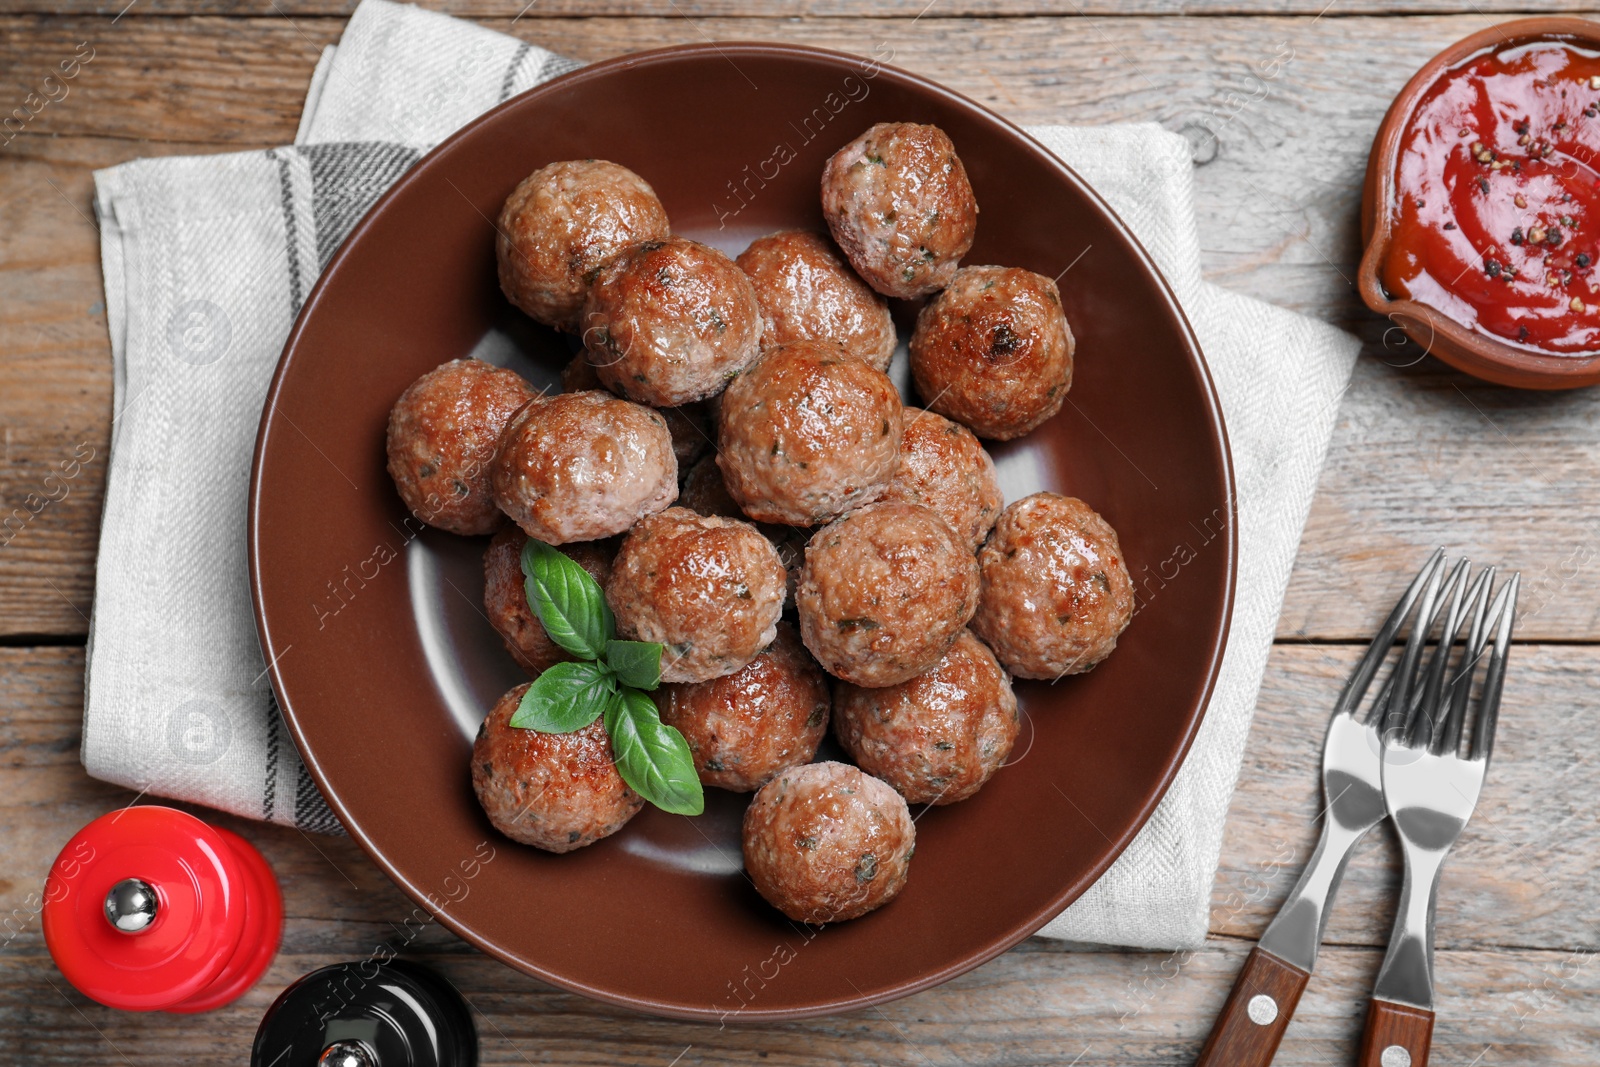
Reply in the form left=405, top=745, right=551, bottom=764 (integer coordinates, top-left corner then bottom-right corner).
left=508, top=538, right=704, bottom=817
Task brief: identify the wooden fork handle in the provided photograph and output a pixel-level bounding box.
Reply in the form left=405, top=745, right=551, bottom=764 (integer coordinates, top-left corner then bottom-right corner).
left=1194, top=946, right=1310, bottom=1066
left=1358, top=998, right=1434, bottom=1067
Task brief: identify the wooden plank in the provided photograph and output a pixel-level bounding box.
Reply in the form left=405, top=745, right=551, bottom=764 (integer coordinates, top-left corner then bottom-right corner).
left=3, top=934, right=1595, bottom=1065
left=4, top=14, right=1600, bottom=638
left=1, top=642, right=1593, bottom=1062
left=1214, top=642, right=1598, bottom=956
left=1, top=1, right=1598, bottom=17
left=0, top=13, right=1526, bottom=149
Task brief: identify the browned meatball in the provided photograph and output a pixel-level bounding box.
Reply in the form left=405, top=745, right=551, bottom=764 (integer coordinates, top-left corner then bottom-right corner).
left=385, top=359, right=537, bottom=536
left=910, top=265, right=1074, bottom=441
left=679, top=456, right=810, bottom=607
left=560, top=353, right=604, bottom=393
left=606, top=507, right=786, bottom=683
left=972, top=493, right=1134, bottom=679
left=472, top=682, right=643, bottom=852
left=497, top=160, right=671, bottom=332
left=878, top=407, right=1003, bottom=550
left=742, top=761, right=915, bottom=923
left=582, top=237, right=762, bottom=407
left=483, top=528, right=615, bottom=675
left=820, top=123, right=978, bottom=299
left=796, top=502, right=978, bottom=688
left=680, top=453, right=742, bottom=518
left=491, top=390, right=677, bottom=544
left=833, top=630, right=1018, bottom=805
left=717, top=341, right=903, bottom=526
left=659, top=623, right=829, bottom=792
left=561, top=355, right=710, bottom=471
left=662, top=403, right=712, bottom=472
left=735, top=230, right=897, bottom=371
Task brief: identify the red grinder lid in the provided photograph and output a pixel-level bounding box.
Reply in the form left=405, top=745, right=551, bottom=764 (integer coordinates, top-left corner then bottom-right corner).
left=42, top=806, right=249, bottom=1011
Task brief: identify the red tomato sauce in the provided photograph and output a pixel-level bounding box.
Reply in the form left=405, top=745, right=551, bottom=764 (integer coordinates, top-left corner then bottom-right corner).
left=1383, top=41, right=1600, bottom=354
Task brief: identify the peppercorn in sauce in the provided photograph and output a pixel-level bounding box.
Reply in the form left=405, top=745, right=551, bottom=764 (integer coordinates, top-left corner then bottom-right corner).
left=1383, top=41, right=1600, bottom=353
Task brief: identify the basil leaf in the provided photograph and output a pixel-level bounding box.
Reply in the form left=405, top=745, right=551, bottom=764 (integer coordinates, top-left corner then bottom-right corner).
left=509, top=661, right=613, bottom=732
left=604, top=688, right=704, bottom=816
left=604, top=640, right=663, bottom=690
left=520, top=537, right=615, bottom=661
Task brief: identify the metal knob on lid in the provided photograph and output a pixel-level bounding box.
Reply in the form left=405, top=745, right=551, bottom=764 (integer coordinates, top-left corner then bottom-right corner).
left=319, top=1040, right=379, bottom=1067
left=41, top=805, right=283, bottom=1013
left=104, top=877, right=159, bottom=933
left=253, top=961, right=477, bottom=1067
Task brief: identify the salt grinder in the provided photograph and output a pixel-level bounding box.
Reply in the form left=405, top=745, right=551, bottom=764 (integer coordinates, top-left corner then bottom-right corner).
left=42, top=805, right=283, bottom=1012
left=252, top=960, right=477, bottom=1067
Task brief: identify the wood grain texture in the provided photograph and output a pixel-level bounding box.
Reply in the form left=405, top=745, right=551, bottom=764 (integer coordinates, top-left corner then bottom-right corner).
left=3, top=5, right=1599, bottom=1062
left=6, top=12, right=1600, bottom=637
left=1193, top=946, right=1309, bottom=1067
left=3, top=644, right=1595, bottom=1063
left=1212, top=642, right=1600, bottom=956
left=1358, top=999, right=1435, bottom=1067
left=1, top=2, right=1598, bottom=17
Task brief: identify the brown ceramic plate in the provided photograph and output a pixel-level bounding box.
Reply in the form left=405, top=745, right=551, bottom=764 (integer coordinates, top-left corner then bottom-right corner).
left=250, top=42, right=1235, bottom=1021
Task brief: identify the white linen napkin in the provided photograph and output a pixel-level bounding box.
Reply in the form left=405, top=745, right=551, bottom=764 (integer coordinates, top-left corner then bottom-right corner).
left=85, top=0, right=1359, bottom=949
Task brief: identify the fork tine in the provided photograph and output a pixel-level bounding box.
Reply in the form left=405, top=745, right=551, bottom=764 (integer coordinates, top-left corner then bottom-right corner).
left=1359, top=656, right=1400, bottom=726
left=1469, top=573, right=1519, bottom=763
left=1410, top=559, right=1472, bottom=749
left=1436, top=567, right=1494, bottom=755
left=1334, top=547, right=1444, bottom=720
left=1385, top=555, right=1453, bottom=740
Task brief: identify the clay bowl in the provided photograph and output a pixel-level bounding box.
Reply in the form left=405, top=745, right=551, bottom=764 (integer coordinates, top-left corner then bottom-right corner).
left=1359, top=16, right=1600, bottom=389
left=249, top=42, right=1236, bottom=1020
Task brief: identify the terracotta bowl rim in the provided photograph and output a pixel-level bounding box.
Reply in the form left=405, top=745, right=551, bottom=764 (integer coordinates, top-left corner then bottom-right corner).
left=1358, top=15, right=1600, bottom=388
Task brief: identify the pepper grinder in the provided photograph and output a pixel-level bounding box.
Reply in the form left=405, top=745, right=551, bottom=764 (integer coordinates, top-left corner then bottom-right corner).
left=252, top=960, right=477, bottom=1067
left=42, top=805, right=283, bottom=1013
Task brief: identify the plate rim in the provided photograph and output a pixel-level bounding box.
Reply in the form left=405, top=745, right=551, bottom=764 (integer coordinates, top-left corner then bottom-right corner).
left=248, top=39, right=1238, bottom=1021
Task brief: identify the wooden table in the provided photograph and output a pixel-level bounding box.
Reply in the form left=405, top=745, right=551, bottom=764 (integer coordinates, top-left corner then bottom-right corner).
left=4, top=2, right=1599, bottom=1062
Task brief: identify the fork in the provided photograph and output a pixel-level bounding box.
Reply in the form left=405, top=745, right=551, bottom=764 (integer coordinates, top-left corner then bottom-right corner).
left=1358, top=562, right=1519, bottom=1067
left=1195, top=549, right=1446, bottom=1067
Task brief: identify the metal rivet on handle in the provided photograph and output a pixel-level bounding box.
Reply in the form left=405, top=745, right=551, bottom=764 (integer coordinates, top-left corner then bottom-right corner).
left=1380, top=1047, right=1411, bottom=1067
left=1246, top=994, right=1278, bottom=1025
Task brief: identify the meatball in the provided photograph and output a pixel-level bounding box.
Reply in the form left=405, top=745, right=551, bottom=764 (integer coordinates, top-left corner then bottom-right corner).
left=662, top=403, right=712, bottom=472
left=561, top=355, right=710, bottom=470
left=878, top=407, right=1003, bottom=550
left=659, top=623, right=829, bottom=792
left=582, top=237, right=762, bottom=407
left=385, top=359, right=537, bottom=536
left=820, top=122, right=978, bottom=299
left=680, top=453, right=743, bottom=518
left=742, top=761, right=915, bottom=923
left=560, top=353, right=604, bottom=393
left=797, top=502, right=978, bottom=687
left=483, top=528, right=614, bottom=675
left=679, top=456, right=810, bottom=607
left=833, top=630, right=1018, bottom=805
left=735, top=230, right=897, bottom=371
left=971, top=493, right=1134, bottom=679
left=496, top=159, right=671, bottom=332
left=472, top=683, right=643, bottom=852
left=909, top=265, right=1074, bottom=441
left=491, top=389, right=677, bottom=544
left=717, top=340, right=903, bottom=526
left=606, top=507, right=787, bottom=683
